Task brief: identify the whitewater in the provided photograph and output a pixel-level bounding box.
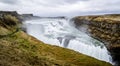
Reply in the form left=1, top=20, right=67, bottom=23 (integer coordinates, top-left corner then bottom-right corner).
left=23, top=18, right=113, bottom=64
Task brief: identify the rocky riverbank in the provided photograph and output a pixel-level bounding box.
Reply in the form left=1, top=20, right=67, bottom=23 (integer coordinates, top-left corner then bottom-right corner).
left=73, top=14, right=120, bottom=66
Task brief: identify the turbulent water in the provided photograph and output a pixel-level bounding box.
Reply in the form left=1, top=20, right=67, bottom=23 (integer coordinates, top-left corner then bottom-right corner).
left=23, top=18, right=112, bottom=63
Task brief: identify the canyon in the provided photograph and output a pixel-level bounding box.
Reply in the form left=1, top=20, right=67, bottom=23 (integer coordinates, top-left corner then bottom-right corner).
left=0, top=11, right=117, bottom=66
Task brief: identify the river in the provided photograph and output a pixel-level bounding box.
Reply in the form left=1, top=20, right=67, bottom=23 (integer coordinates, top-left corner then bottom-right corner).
left=23, top=18, right=113, bottom=64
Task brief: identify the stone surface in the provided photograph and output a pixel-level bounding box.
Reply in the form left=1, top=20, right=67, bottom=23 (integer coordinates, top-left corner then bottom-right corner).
left=73, top=14, right=120, bottom=66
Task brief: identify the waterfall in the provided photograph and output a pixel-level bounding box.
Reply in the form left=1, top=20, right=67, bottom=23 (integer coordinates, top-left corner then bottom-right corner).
left=23, top=18, right=113, bottom=64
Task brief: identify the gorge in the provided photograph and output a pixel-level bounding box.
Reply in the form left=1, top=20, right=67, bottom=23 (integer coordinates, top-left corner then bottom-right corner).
left=0, top=0, right=120, bottom=65
left=0, top=11, right=113, bottom=66
left=23, top=18, right=113, bottom=64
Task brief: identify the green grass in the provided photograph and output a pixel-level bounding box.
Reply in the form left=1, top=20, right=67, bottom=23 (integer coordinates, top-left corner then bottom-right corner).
left=0, top=14, right=112, bottom=66
left=0, top=30, right=113, bottom=66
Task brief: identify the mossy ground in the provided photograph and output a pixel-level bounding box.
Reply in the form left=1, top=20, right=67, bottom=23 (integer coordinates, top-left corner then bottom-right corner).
left=0, top=30, right=112, bottom=66
left=0, top=14, right=112, bottom=66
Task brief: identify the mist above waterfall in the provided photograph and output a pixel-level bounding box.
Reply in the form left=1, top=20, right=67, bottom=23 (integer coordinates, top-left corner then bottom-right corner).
left=23, top=18, right=113, bottom=64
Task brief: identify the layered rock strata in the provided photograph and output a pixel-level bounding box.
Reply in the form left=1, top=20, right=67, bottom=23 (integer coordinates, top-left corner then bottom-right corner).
left=73, top=14, right=120, bottom=66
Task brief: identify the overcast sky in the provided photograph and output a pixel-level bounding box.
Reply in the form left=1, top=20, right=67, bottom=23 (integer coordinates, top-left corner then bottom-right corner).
left=0, top=0, right=120, bottom=17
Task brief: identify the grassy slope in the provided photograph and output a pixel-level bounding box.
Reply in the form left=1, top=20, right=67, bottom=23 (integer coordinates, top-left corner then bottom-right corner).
left=0, top=15, right=112, bottom=66
left=74, top=14, right=120, bottom=23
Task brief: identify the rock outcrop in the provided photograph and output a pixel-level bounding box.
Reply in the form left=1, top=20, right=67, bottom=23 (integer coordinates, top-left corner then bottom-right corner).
left=0, top=11, right=41, bottom=21
left=0, top=11, right=18, bottom=16
left=73, top=14, right=120, bottom=66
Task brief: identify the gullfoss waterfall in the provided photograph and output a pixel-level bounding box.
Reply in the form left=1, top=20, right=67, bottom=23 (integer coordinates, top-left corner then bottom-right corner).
left=23, top=18, right=113, bottom=64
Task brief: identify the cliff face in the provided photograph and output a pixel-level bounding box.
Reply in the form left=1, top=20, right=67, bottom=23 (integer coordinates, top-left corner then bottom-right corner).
left=73, top=14, right=120, bottom=66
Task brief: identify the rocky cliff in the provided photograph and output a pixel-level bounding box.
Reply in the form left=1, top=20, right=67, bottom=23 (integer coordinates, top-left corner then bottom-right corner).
left=73, top=14, right=120, bottom=66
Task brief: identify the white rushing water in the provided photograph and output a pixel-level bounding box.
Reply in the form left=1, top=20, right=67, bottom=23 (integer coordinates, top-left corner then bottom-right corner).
left=23, top=18, right=112, bottom=64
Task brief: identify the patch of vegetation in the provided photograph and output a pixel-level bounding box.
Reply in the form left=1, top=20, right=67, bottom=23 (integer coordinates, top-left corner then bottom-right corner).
left=0, top=14, right=20, bottom=36
left=0, top=15, right=20, bottom=29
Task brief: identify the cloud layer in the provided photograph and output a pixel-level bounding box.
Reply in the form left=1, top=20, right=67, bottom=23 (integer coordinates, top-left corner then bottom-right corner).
left=0, top=0, right=120, bottom=17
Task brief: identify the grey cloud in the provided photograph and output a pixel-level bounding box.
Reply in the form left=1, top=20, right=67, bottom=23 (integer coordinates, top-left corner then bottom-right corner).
left=34, top=0, right=89, bottom=7
left=63, top=0, right=88, bottom=3
left=0, top=0, right=120, bottom=17
left=0, top=0, right=18, bottom=4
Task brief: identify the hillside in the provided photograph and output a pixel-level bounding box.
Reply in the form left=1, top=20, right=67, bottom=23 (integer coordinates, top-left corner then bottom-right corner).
left=0, top=14, right=112, bottom=66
